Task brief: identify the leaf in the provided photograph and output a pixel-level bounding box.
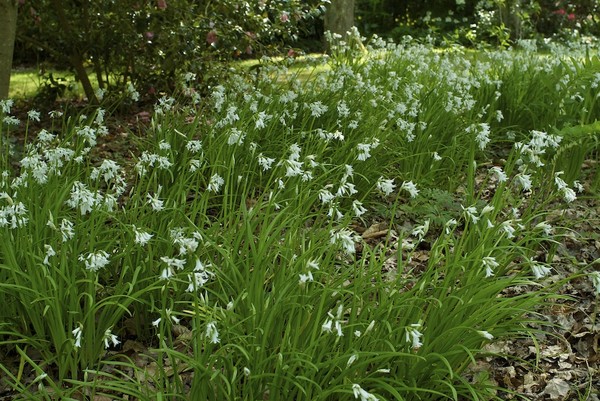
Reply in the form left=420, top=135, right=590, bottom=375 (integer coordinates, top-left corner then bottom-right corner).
left=543, top=378, right=570, bottom=400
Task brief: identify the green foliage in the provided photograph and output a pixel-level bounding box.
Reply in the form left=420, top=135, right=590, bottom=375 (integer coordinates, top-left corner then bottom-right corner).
left=355, top=0, right=600, bottom=47
left=1, top=38, right=599, bottom=399
left=16, top=0, right=324, bottom=99
left=551, top=122, right=600, bottom=190
left=33, top=73, right=74, bottom=105
left=396, top=188, right=464, bottom=227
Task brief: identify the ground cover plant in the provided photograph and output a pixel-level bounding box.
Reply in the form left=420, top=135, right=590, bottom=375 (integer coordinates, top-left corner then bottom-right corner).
left=0, top=32, right=599, bottom=400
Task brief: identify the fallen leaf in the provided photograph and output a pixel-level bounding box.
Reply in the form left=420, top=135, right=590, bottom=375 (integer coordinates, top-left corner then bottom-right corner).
left=543, top=378, right=570, bottom=400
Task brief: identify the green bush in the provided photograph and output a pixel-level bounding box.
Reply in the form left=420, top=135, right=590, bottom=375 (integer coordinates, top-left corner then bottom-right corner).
left=16, top=0, right=324, bottom=102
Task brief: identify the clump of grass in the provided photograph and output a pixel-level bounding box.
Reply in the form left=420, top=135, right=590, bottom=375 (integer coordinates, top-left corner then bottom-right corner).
left=0, top=34, right=599, bottom=400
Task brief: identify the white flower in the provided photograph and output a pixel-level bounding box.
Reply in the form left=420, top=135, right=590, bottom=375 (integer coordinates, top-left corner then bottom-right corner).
left=481, top=205, right=495, bottom=215
left=482, top=256, right=499, bottom=277
left=317, top=129, right=344, bottom=142
left=495, top=110, right=504, bottom=122
left=322, top=305, right=344, bottom=337
left=336, top=181, right=357, bottom=197
left=205, top=321, right=220, bottom=344
left=133, top=226, right=153, bottom=245
left=554, top=171, right=567, bottom=190
left=352, top=384, right=378, bottom=401
left=477, top=330, right=494, bottom=340
left=573, top=181, right=584, bottom=193
left=0, top=201, right=29, bottom=229
left=531, top=263, right=551, bottom=279
left=127, top=83, right=140, bottom=102
left=20, top=154, right=49, bottom=184
left=27, top=110, right=41, bottom=122
left=400, top=180, right=419, bottom=198
left=161, top=256, right=186, bottom=270
left=490, top=166, right=507, bottom=182
left=499, top=220, right=516, bottom=239
left=176, top=236, right=199, bottom=255
left=3, top=116, right=20, bottom=126
left=257, top=153, right=275, bottom=171
left=462, top=205, right=479, bottom=224
left=79, top=250, right=110, bottom=272
left=48, top=110, right=63, bottom=119
left=0, top=99, right=13, bottom=114
left=284, top=158, right=304, bottom=177
left=534, top=221, right=554, bottom=236
left=467, top=123, right=491, bottom=150
left=152, top=317, right=162, bottom=327
left=147, top=186, right=164, bottom=211
left=254, top=112, right=272, bottom=130
left=411, top=220, right=429, bottom=239
left=95, top=88, right=105, bottom=101
left=72, top=324, right=83, bottom=348
left=347, top=353, right=358, bottom=367
left=189, top=159, right=201, bottom=172
left=303, top=260, right=318, bottom=271
left=207, top=174, right=225, bottom=193
left=306, top=155, right=319, bottom=169
left=356, top=139, right=379, bottom=160
left=561, top=187, right=576, bottom=203
left=165, top=309, right=180, bottom=324
left=76, top=126, right=97, bottom=146
left=405, top=323, right=423, bottom=350
left=66, top=181, right=101, bottom=215
left=299, top=271, right=314, bottom=284
left=103, top=328, right=120, bottom=349
left=376, top=177, right=396, bottom=196
left=343, top=164, right=354, bottom=180
left=186, top=260, right=214, bottom=292
left=318, top=188, right=335, bottom=204
left=444, top=218, right=458, bottom=234
left=515, top=173, right=532, bottom=191
left=158, top=140, right=171, bottom=151
left=227, top=128, right=246, bottom=145
left=365, top=320, right=375, bottom=334
left=321, top=318, right=333, bottom=333
left=37, top=129, right=56, bottom=144
left=328, top=204, right=344, bottom=220
left=59, top=219, right=75, bottom=242
left=337, top=101, right=350, bottom=117
left=186, top=140, right=203, bottom=153
left=90, top=159, right=121, bottom=182
left=330, top=228, right=356, bottom=254
left=307, top=101, right=328, bottom=117
left=43, top=245, right=55, bottom=265
left=352, top=200, right=367, bottom=218
left=159, top=267, right=174, bottom=280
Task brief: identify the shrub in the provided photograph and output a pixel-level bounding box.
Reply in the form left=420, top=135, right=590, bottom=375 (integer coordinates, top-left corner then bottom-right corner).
left=16, top=0, right=324, bottom=102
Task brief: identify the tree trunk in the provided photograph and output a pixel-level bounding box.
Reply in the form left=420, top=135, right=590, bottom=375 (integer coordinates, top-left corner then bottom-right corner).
left=70, top=52, right=98, bottom=104
left=324, top=0, right=355, bottom=38
left=499, top=0, right=522, bottom=40
left=51, top=0, right=98, bottom=104
left=0, top=0, right=18, bottom=100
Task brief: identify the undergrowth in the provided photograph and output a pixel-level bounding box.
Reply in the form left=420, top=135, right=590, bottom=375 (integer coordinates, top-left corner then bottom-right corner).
left=0, top=31, right=599, bottom=400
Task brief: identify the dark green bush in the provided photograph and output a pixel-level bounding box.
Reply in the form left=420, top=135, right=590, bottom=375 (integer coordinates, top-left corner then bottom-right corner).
left=16, top=0, right=324, bottom=102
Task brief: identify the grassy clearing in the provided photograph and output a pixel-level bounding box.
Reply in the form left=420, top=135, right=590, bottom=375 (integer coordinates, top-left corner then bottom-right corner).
left=9, top=68, right=88, bottom=100
left=1, top=32, right=599, bottom=400
left=9, top=55, right=330, bottom=101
